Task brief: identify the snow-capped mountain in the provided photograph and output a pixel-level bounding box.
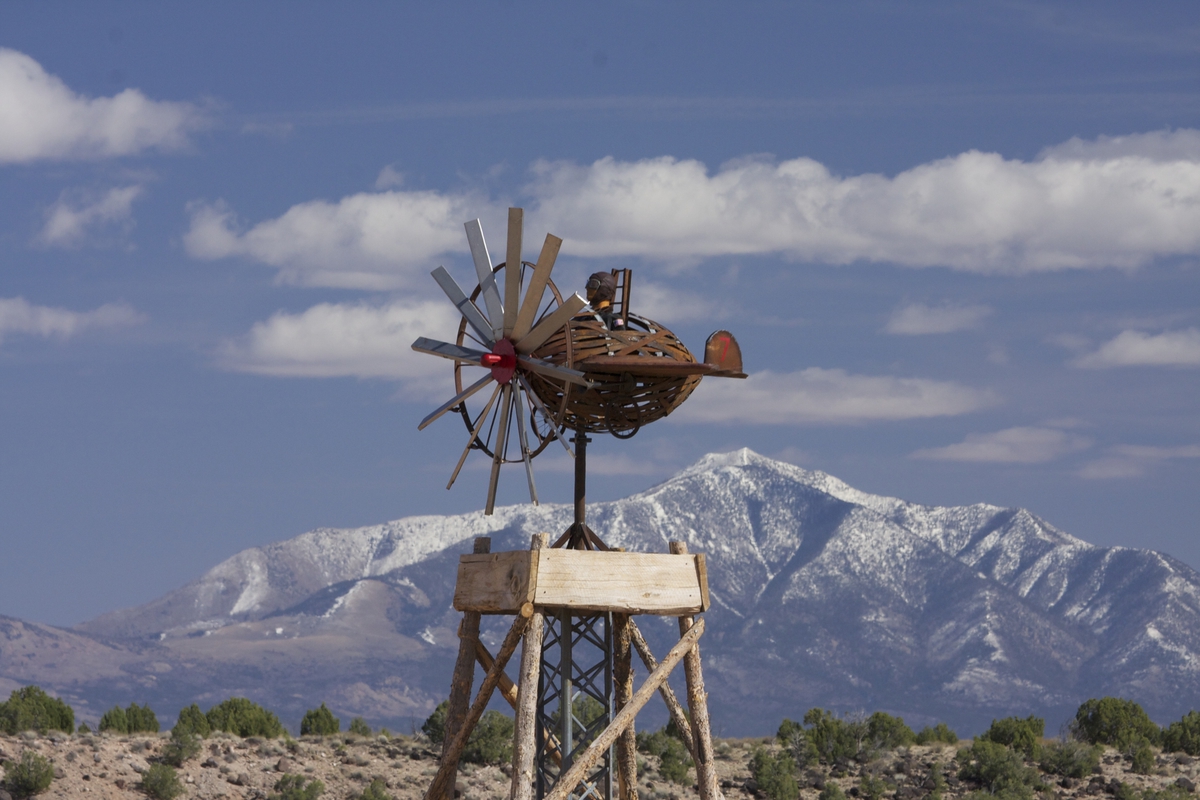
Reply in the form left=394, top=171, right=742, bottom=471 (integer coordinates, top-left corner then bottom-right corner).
left=6, top=450, right=1200, bottom=735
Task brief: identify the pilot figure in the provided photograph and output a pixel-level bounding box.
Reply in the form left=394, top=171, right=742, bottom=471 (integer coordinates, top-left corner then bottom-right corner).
left=585, top=271, right=625, bottom=330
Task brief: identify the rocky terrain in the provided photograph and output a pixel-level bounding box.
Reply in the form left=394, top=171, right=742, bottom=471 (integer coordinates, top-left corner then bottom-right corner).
left=2, top=730, right=1199, bottom=800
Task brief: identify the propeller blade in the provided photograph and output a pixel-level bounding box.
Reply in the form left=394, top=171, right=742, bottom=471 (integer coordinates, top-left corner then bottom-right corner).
left=431, top=267, right=494, bottom=346
left=517, top=355, right=592, bottom=388
left=512, top=233, right=562, bottom=342
left=511, top=382, right=539, bottom=505
left=446, top=383, right=502, bottom=489
left=465, top=219, right=504, bottom=340
left=517, top=374, right=574, bottom=458
left=411, top=336, right=489, bottom=364
left=485, top=384, right=512, bottom=515
left=514, top=293, right=586, bottom=355
left=503, top=208, right=522, bottom=337
left=418, top=374, right=494, bottom=431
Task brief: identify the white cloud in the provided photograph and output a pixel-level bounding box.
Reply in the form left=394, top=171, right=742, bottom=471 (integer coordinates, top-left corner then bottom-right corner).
left=675, top=368, right=996, bottom=425
left=632, top=281, right=726, bottom=323
left=217, top=299, right=461, bottom=391
left=0, top=297, right=144, bottom=344
left=37, top=185, right=142, bottom=247
left=886, top=302, right=993, bottom=335
left=1074, top=328, right=1200, bottom=368
left=1079, top=444, right=1200, bottom=479
left=0, top=48, right=204, bottom=163
left=911, top=427, right=1092, bottom=464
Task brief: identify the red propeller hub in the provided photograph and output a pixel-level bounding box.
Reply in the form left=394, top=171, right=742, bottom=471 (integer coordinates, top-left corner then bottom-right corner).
left=482, top=339, right=517, bottom=384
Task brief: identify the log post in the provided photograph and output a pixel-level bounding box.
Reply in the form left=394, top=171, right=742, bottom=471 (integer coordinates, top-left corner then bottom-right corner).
left=613, top=612, right=638, bottom=800
left=511, top=533, right=549, bottom=800
left=669, top=541, right=720, bottom=800
left=627, top=618, right=696, bottom=760
left=544, top=619, right=705, bottom=800
left=437, top=536, right=489, bottom=800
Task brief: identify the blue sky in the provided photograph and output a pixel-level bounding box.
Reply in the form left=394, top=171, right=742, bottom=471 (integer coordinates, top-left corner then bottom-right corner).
left=2, top=1, right=1199, bottom=626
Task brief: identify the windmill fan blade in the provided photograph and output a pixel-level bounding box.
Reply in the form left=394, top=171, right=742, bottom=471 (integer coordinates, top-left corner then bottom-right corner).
left=511, top=382, right=538, bottom=505
left=411, top=337, right=489, bottom=363
left=512, top=233, right=562, bottom=342
left=514, top=293, right=587, bottom=355
left=431, top=267, right=494, bottom=346
left=465, top=219, right=504, bottom=340
left=517, top=374, right=574, bottom=458
left=517, top=355, right=592, bottom=388
left=418, top=374, right=494, bottom=431
left=503, top=208, right=522, bottom=337
left=485, top=384, right=512, bottom=515
left=446, top=383, right=501, bottom=489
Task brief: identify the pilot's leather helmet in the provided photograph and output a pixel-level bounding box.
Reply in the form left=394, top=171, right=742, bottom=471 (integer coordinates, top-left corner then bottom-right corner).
left=585, top=271, right=616, bottom=304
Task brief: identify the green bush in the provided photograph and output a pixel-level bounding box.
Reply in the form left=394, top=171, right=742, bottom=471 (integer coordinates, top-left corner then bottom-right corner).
left=140, top=763, right=184, bottom=800
left=269, top=774, right=324, bottom=800
left=77, top=722, right=91, bottom=734
left=1164, top=711, right=1200, bottom=755
left=422, top=700, right=448, bottom=745
left=351, top=778, right=392, bottom=800
left=300, top=703, right=340, bottom=736
left=3, top=750, right=55, bottom=797
left=860, top=774, right=890, bottom=800
left=99, top=706, right=128, bottom=734
left=802, top=708, right=870, bottom=765
left=777, top=717, right=818, bottom=768
left=462, top=710, right=513, bottom=765
left=957, top=739, right=1043, bottom=800
left=173, top=703, right=211, bottom=738
left=750, top=747, right=798, bottom=800
left=348, top=717, right=371, bottom=737
left=819, top=784, right=846, bottom=800
left=1038, top=740, right=1101, bottom=778
left=916, top=723, right=959, bottom=745
left=980, top=715, right=1045, bottom=758
left=0, top=686, right=75, bottom=735
left=867, top=712, right=916, bottom=749
left=126, top=703, right=159, bottom=733
left=161, top=726, right=203, bottom=767
left=657, top=736, right=691, bottom=785
left=1129, top=736, right=1156, bottom=775
left=1073, top=697, right=1161, bottom=749
left=1142, top=787, right=1194, bottom=800
left=206, top=697, right=283, bottom=738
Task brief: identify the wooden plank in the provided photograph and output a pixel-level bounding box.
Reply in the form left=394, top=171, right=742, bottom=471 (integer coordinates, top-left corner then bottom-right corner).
left=533, top=550, right=702, bottom=614
left=670, top=542, right=720, bottom=800
left=503, top=208, right=522, bottom=336
left=695, top=553, right=711, bottom=612
left=511, top=234, right=561, bottom=342
left=453, top=550, right=533, bottom=613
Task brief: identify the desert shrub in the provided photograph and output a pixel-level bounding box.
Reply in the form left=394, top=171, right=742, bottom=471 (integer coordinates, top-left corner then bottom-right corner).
left=268, top=774, right=324, bottom=800
left=797, top=708, right=873, bottom=764
left=300, top=703, right=340, bottom=736
left=126, top=703, right=159, bottom=733
left=173, top=703, right=211, bottom=738
left=77, top=722, right=91, bottom=734
left=99, top=706, right=128, bottom=734
left=924, top=762, right=948, bottom=800
left=980, top=715, right=1045, bottom=758
left=3, top=750, right=55, bottom=797
left=657, top=736, right=691, bottom=785
left=1143, top=787, right=1193, bottom=800
left=348, top=717, right=371, bottom=737
left=867, top=711, right=916, bottom=749
left=1129, top=736, right=1156, bottom=775
left=1038, top=740, right=1101, bottom=778
left=351, top=778, right=392, bottom=800
left=161, top=726, right=203, bottom=767
left=957, top=739, right=1042, bottom=800
left=422, top=701, right=448, bottom=745
left=860, top=774, right=889, bottom=800
left=750, top=747, right=798, bottom=800
left=206, top=697, right=283, bottom=738
left=819, top=784, right=846, bottom=800
left=0, top=686, right=75, bottom=735
left=777, top=717, right=818, bottom=767
left=916, top=723, right=959, bottom=745
left=1073, top=697, right=1160, bottom=749
left=140, top=763, right=184, bottom=800
left=1163, top=711, right=1200, bottom=755
left=462, top=710, right=513, bottom=765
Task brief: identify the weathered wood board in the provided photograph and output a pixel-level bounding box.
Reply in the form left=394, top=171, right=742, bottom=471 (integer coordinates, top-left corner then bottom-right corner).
left=453, top=549, right=709, bottom=615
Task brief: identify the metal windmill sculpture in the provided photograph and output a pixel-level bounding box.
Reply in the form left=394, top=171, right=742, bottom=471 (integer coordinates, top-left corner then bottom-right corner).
left=413, top=209, right=744, bottom=800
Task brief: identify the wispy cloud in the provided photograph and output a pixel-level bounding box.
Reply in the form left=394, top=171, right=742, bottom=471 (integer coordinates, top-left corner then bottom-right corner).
left=0, top=48, right=205, bottom=163
left=911, top=426, right=1092, bottom=464
left=0, top=297, right=144, bottom=345
left=1074, top=328, right=1200, bottom=368
left=36, top=186, right=143, bottom=248
left=1079, top=444, right=1200, bottom=479
left=886, top=302, right=992, bottom=335
left=676, top=368, right=996, bottom=425
left=188, top=129, right=1200, bottom=284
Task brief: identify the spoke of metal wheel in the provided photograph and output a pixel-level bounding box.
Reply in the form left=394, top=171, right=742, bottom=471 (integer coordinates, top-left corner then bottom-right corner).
left=517, top=355, right=592, bottom=388
left=517, top=374, right=574, bottom=458
left=513, top=233, right=562, bottom=342
left=464, top=219, right=504, bottom=340
left=514, top=293, right=586, bottom=355
left=431, top=266, right=494, bottom=346
left=446, top=383, right=501, bottom=489
left=485, top=383, right=512, bottom=515
left=512, top=383, right=538, bottom=505
left=411, top=336, right=489, bottom=363
left=417, top=373, right=494, bottom=431
left=503, top=208, right=522, bottom=337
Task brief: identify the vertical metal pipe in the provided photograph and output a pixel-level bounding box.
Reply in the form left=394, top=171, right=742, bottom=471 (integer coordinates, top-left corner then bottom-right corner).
left=573, top=429, right=589, bottom=535
left=559, top=607, right=574, bottom=773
